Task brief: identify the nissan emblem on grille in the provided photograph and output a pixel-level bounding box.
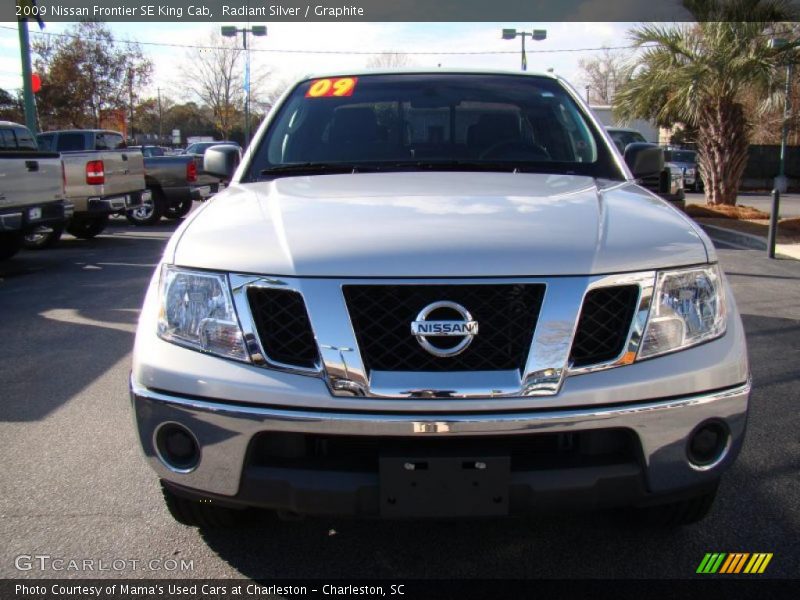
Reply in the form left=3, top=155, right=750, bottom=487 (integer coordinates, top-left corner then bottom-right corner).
left=410, top=301, right=479, bottom=357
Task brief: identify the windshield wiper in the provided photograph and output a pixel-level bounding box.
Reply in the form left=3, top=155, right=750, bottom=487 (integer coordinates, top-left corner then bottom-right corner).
left=388, top=160, right=523, bottom=173
left=259, top=160, right=547, bottom=179
left=259, top=163, right=381, bottom=178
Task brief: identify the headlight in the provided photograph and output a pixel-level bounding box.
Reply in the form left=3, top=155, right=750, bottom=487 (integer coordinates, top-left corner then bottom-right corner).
left=639, top=265, right=726, bottom=359
left=157, top=265, right=249, bottom=362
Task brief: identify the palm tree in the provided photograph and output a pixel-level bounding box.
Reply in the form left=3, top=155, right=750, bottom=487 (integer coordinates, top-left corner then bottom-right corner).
left=614, top=0, right=797, bottom=205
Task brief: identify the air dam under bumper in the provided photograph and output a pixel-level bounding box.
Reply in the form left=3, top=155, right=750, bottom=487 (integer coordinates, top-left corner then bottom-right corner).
left=131, top=380, right=749, bottom=516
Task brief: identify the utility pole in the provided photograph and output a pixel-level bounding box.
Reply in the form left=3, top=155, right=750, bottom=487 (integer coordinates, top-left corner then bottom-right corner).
left=17, top=18, right=37, bottom=133
left=243, top=28, right=249, bottom=146
left=157, top=87, right=163, bottom=144
left=221, top=25, right=266, bottom=148
left=128, top=68, right=134, bottom=143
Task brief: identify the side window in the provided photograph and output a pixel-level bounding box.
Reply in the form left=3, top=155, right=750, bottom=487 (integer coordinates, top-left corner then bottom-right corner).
left=14, top=127, right=37, bottom=150
left=99, top=133, right=125, bottom=150
left=56, top=133, right=86, bottom=152
left=37, top=134, right=55, bottom=151
left=0, top=128, right=15, bottom=148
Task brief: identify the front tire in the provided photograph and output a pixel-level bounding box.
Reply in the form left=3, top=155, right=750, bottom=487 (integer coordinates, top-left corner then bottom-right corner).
left=164, top=197, right=193, bottom=220
left=126, top=189, right=165, bottom=226
left=67, top=215, right=109, bottom=239
left=0, top=232, right=23, bottom=261
left=24, top=224, right=64, bottom=250
left=161, top=482, right=247, bottom=528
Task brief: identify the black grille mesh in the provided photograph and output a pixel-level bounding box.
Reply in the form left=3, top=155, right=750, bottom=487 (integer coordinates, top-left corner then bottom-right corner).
left=343, top=284, right=545, bottom=373
left=570, top=285, right=639, bottom=368
left=247, top=288, right=319, bottom=368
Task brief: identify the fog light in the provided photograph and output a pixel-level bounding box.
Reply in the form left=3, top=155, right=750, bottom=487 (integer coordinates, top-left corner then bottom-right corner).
left=154, top=423, right=200, bottom=472
left=687, top=421, right=729, bottom=469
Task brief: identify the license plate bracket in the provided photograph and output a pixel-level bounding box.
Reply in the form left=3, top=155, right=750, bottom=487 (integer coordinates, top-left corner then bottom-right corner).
left=379, top=455, right=510, bottom=517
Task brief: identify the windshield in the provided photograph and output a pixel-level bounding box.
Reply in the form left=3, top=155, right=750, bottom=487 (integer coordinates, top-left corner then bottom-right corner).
left=246, top=73, right=622, bottom=180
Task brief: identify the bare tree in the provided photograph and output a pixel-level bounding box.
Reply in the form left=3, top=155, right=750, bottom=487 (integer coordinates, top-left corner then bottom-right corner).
left=182, top=33, right=244, bottom=140
left=366, top=52, right=413, bottom=69
left=578, top=47, right=633, bottom=105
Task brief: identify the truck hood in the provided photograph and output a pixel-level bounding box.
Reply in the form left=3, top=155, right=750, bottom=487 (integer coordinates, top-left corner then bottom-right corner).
left=171, top=172, right=709, bottom=277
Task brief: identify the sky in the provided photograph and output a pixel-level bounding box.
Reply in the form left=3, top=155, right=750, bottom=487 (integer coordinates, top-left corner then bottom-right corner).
left=0, top=21, right=635, bottom=102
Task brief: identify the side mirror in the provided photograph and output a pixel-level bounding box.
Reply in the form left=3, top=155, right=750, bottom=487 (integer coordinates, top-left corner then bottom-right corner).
left=204, top=144, right=241, bottom=181
left=624, top=142, right=664, bottom=179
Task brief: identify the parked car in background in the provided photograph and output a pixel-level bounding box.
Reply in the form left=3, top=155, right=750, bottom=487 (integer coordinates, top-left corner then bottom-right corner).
left=183, top=141, right=241, bottom=156
left=31, top=129, right=149, bottom=247
left=0, top=121, right=71, bottom=260
left=129, top=145, right=167, bottom=158
left=606, top=127, right=685, bottom=206
left=126, top=145, right=211, bottom=225
left=664, top=147, right=702, bottom=192
left=182, top=141, right=241, bottom=196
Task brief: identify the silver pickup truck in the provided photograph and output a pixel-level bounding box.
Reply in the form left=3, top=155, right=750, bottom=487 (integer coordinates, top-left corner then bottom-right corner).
left=0, top=121, right=71, bottom=260
left=32, top=130, right=149, bottom=246
left=131, top=70, right=749, bottom=529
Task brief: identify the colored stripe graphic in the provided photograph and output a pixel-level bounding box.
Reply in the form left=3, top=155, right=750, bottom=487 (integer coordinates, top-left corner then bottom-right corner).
left=697, top=553, right=727, bottom=573
left=698, top=553, right=773, bottom=574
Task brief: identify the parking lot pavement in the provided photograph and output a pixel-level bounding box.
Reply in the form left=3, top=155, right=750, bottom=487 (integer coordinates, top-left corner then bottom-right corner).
left=686, top=190, right=800, bottom=218
left=1, top=214, right=798, bottom=580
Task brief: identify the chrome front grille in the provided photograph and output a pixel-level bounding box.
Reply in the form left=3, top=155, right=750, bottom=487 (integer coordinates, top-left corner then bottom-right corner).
left=247, top=287, right=319, bottom=369
left=570, top=285, right=640, bottom=368
left=230, top=272, right=655, bottom=399
left=342, top=284, right=545, bottom=374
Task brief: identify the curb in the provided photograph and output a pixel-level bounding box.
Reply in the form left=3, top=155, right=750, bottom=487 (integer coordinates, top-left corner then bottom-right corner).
left=699, top=224, right=767, bottom=250
left=700, top=223, right=800, bottom=260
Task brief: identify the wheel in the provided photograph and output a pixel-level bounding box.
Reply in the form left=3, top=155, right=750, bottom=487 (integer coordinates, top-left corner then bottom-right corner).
left=66, top=215, right=109, bottom=239
left=637, top=484, right=718, bottom=527
left=160, top=481, right=247, bottom=528
left=126, top=188, right=165, bottom=226
left=164, top=197, right=193, bottom=220
left=0, top=232, right=23, bottom=261
left=24, top=224, right=64, bottom=250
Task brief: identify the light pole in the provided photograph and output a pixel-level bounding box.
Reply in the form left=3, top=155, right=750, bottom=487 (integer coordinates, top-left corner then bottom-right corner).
left=502, top=28, right=546, bottom=71
left=769, top=38, right=793, bottom=193
left=767, top=37, right=794, bottom=258
left=221, top=25, right=267, bottom=148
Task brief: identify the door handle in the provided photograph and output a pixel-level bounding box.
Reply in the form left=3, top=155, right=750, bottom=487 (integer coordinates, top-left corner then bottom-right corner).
left=25, top=160, right=39, bottom=172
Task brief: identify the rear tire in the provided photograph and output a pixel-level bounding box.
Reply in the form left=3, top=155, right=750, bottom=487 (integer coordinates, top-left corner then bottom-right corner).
left=67, top=215, right=109, bottom=239
left=0, top=232, right=23, bottom=261
left=161, top=482, right=247, bottom=528
left=24, top=224, right=64, bottom=250
left=126, top=188, right=164, bottom=226
left=637, top=484, right=718, bottom=527
left=164, top=197, right=193, bottom=220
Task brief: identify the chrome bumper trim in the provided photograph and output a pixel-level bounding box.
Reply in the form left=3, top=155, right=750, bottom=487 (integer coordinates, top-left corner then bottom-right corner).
left=132, top=378, right=750, bottom=497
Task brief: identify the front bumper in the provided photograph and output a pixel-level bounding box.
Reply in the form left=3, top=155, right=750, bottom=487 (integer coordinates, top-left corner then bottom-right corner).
left=132, top=379, right=749, bottom=516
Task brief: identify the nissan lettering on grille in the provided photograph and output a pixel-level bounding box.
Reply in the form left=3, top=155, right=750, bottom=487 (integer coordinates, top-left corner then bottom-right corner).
left=410, top=301, right=479, bottom=357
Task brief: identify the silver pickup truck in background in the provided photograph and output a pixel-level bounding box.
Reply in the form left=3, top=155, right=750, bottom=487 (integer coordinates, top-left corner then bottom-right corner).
left=125, top=145, right=211, bottom=226
left=0, top=121, right=71, bottom=260
left=30, top=129, right=150, bottom=247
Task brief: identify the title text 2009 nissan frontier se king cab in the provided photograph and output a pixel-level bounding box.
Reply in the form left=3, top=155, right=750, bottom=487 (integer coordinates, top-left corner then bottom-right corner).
left=130, top=71, right=749, bottom=528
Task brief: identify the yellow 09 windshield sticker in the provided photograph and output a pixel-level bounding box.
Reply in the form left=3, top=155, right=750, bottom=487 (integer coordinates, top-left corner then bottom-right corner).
left=305, top=77, right=358, bottom=98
